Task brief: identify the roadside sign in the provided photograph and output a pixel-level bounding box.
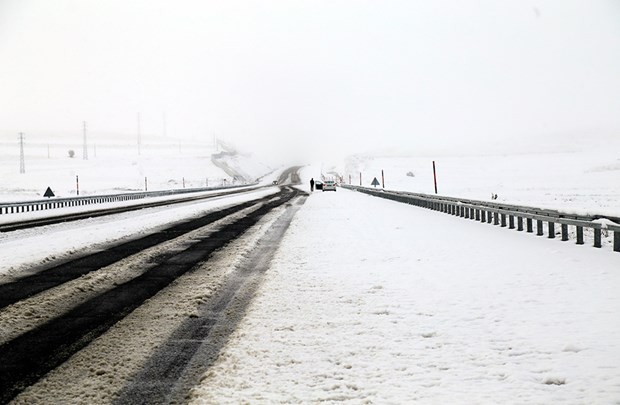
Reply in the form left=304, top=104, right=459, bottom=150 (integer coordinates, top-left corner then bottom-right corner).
left=43, top=187, right=55, bottom=198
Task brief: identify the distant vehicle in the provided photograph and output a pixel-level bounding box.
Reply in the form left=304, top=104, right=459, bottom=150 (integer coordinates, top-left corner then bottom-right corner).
left=322, top=180, right=336, bottom=191
left=272, top=180, right=278, bottom=185
left=315, top=181, right=323, bottom=190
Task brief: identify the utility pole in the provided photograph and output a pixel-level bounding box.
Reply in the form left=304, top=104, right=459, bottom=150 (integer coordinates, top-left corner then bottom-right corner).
left=18, top=133, right=25, bottom=174
left=137, top=112, right=142, bottom=155
left=82, top=121, right=88, bottom=160
left=432, top=161, right=438, bottom=194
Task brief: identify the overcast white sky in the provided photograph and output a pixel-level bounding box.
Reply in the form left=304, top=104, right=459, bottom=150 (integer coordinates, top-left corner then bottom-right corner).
left=1, top=0, right=619, bottom=159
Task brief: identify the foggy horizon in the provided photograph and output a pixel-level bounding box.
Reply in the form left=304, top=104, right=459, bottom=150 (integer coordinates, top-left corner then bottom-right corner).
left=1, top=1, right=620, bottom=161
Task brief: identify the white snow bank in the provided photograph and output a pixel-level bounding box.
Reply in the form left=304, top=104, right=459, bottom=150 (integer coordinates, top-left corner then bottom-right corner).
left=592, top=218, right=620, bottom=229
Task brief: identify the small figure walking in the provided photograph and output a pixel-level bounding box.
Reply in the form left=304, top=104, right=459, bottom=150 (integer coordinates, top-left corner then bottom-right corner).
left=310, top=178, right=315, bottom=192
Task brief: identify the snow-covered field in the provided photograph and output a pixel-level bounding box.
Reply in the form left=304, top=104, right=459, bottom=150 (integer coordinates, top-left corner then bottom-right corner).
left=0, top=132, right=270, bottom=200
left=342, top=136, right=620, bottom=218
left=190, top=166, right=620, bottom=404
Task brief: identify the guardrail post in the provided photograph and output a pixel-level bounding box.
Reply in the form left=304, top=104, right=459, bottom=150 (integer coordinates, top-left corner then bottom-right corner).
left=475, top=209, right=480, bottom=221
left=465, top=207, right=469, bottom=219
left=548, top=221, right=555, bottom=238
left=517, top=217, right=523, bottom=231
left=487, top=211, right=493, bottom=223
left=527, top=218, right=533, bottom=232
left=614, top=231, right=620, bottom=252
left=561, top=224, right=568, bottom=241
left=493, top=212, right=499, bottom=225
left=509, top=215, right=515, bottom=229
left=576, top=226, right=584, bottom=244
left=500, top=213, right=506, bottom=227
left=481, top=210, right=486, bottom=223
left=536, top=220, right=544, bottom=236
left=594, top=229, right=602, bottom=248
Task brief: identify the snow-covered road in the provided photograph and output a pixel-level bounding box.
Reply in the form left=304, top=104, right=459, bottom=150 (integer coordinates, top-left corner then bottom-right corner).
left=191, top=179, right=620, bottom=404
left=2, top=168, right=618, bottom=404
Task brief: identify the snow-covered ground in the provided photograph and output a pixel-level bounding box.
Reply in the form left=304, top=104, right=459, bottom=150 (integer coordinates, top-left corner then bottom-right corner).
left=190, top=166, right=620, bottom=404
left=1, top=144, right=619, bottom=403
left=0, top=132, right=271, bottom=200
left=342, top=137, right=620, bottom=218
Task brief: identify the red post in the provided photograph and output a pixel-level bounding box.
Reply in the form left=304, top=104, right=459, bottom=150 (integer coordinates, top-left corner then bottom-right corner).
left=359, top=172, right=362, bottom=186
left=381, top=170, right=385, bottom=189
left=349, top=174, right=351, bottom=184
left=76, top=175, right=79, bottom=196
left=145, top=176, right=148, bottom=191
left=432, top=161, right=438, bottom=194
left=183, top=177, right=185, bottom=188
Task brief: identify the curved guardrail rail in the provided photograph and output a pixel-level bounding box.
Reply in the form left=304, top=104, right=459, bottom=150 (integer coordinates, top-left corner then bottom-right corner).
left=342, top=185, right=620, bottom=253
left=0, top=183, right=257, bottom=216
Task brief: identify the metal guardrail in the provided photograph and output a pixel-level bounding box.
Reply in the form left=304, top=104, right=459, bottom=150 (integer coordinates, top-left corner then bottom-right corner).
left=0, top=184, right=257, bottom=216
left=342, top=185, right=620, bottom=253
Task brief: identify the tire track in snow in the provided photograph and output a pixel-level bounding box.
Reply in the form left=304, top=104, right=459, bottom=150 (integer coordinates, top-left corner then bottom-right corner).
left=0, top=187, right=302, bottom=404
left=115, top=195, right=306, bottom=404
left=0, top=192, right=277, bottom=310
